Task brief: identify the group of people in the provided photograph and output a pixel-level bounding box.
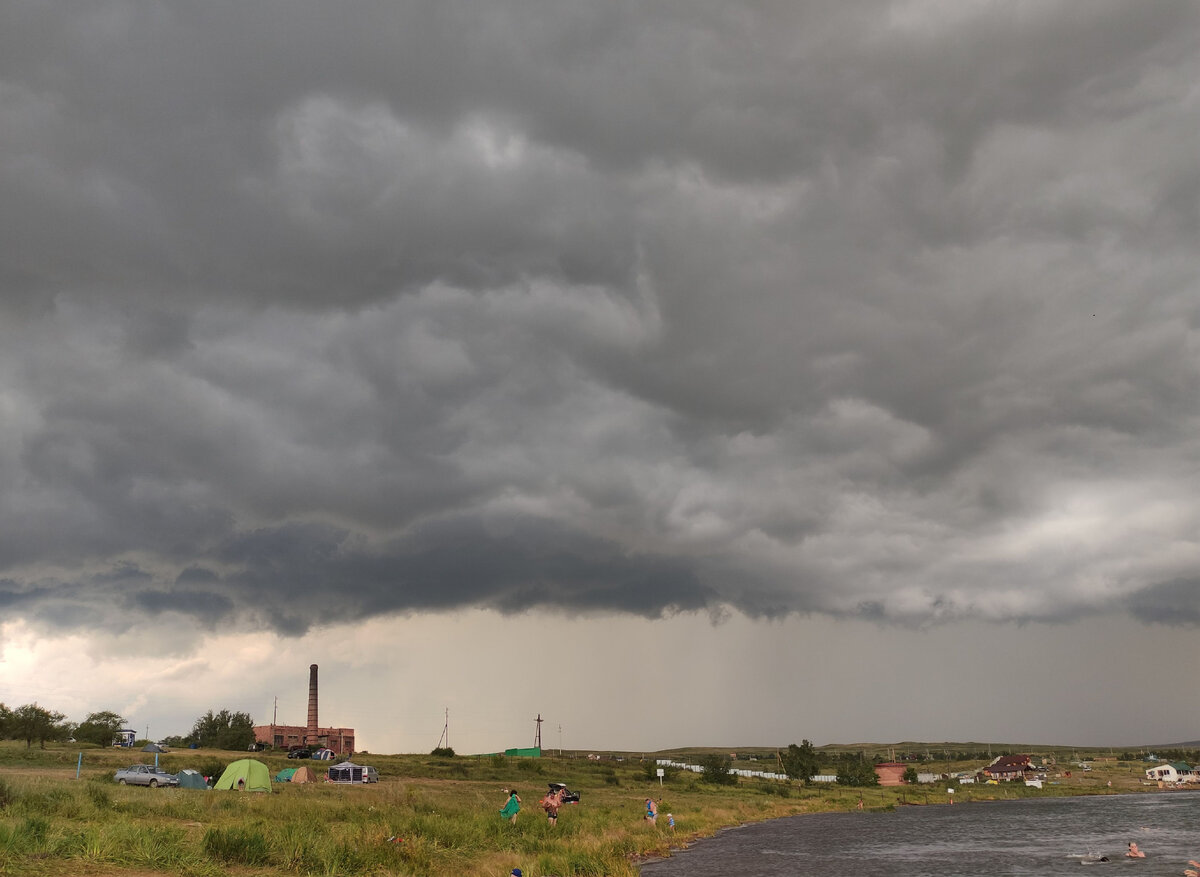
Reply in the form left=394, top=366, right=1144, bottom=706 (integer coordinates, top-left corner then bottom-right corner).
left=644, top=798, right=674, bottom=831
left=500, top=788, right=673, bottom=834
left=497, top=787, right=569, bottom=826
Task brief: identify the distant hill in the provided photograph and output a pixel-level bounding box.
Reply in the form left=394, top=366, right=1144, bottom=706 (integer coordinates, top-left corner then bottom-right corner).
left=569, top=739, right=1199, bottom=763
left=1148, top=740, right=1200, bottom=751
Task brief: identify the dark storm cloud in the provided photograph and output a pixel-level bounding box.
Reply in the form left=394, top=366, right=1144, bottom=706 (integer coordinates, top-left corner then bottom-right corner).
left=2, top=1, right=1199, bottom=638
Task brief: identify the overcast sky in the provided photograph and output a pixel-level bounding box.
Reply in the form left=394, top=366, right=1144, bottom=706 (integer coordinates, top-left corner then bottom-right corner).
left=1, top=1, right=1198, bottom=755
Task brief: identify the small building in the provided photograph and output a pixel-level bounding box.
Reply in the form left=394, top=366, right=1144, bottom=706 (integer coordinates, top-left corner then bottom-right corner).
left=874, top=762, right=907, bottom=786
left=112, top=729, right=137, bottom=748
left=983, top=755, right=1034, bottom=782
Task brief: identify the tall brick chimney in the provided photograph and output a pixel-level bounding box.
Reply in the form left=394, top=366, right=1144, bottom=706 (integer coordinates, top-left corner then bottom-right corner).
left=307, top=664, right=318, bottom=747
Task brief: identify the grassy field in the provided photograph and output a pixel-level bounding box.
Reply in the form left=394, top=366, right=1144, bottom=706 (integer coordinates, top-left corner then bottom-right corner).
left=0, top=741, right=1174, bottom=877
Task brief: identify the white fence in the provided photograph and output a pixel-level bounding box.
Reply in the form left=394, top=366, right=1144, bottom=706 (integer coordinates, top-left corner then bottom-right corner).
left=655, top=759, right=798, bottom=782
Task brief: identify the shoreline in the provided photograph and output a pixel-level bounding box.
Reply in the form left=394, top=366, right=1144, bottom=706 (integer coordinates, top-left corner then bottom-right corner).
left=633, top=783, right=1190, bottom=872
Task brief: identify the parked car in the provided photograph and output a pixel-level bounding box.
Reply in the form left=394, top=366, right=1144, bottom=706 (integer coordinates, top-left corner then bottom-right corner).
left=114, top=764, right=179, bottom=787
left=547, top=782, right=580, bottom=803
left=287, top=748, right=311, bottom=759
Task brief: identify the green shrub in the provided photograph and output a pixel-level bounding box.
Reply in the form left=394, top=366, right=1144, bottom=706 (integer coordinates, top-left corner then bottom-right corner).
left=698, top=754, right=738, bottom=785
left=193, top=758, right=227, bottom=781
left=642, top=761, right=677, bottom=782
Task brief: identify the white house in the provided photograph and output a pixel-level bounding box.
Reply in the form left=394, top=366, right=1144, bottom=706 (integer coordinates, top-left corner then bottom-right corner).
left=1145, top=762, right=1195, bottom=783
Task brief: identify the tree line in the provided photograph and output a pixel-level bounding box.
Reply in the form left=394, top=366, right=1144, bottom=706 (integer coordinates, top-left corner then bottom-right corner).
left=0, top=702, right=257, bottom=751
left=687, top=741, right=889, bottom=788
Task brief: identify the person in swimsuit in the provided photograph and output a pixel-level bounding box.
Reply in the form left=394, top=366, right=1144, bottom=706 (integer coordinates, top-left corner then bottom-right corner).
left=500, top=789, right=521, bottom=824
left=541, top=787, right=562, bottom=826
left=1126, top=842, right=1145, bottom=858
left=645, top=798, right=658, bottom=824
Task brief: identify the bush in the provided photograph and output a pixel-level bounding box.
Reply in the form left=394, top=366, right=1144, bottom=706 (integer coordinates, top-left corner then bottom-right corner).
left=430, top=747, right=455, bottom=758
left=835, top=758, right=880, bottom=787
left=698, top=754, right=737, bottom=786
left=642, top=761, right=676, bottom=782
left=193, top=759, right=228, bottom=782
left=0, top=777, right=16, bottom=809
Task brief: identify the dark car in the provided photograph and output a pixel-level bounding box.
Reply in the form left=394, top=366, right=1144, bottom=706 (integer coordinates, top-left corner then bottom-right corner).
left=548, top=782, right=580, bottom=803
left=287, top=748, right=311, bottom=759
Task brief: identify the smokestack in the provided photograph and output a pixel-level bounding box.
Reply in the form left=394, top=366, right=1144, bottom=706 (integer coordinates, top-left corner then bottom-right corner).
left=307, top=664, right=318, bottom=747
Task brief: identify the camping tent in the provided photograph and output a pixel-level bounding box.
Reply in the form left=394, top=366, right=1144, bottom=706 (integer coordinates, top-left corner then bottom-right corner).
left=274, top=767, right=296, bottom=783
left=312, top=748, right=335, bottom=760
left=213, top=759, right=272, bottom=792
left=176, top=769, right=209, bottom=790
left=290, top=765, right=317, bottom=783
left=141, top=743, right=167, bottom=753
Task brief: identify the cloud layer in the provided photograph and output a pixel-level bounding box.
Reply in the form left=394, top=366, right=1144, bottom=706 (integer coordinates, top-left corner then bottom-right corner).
left=3, top=1, right=1199, bottom=642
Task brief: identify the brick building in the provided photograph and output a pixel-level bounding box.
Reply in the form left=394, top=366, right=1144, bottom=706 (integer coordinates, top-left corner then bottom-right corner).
left=253, top=723, right=355, bottom=754
left=874, top=762, right=908, bottom=786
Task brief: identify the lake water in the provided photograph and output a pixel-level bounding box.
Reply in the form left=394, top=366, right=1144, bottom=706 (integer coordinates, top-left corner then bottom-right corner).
left=641, top=791, right=1200, bottom=876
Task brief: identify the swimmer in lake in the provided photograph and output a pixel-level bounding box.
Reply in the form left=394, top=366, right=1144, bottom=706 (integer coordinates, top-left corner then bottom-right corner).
left=1126, top=842, right=1144, bottom=858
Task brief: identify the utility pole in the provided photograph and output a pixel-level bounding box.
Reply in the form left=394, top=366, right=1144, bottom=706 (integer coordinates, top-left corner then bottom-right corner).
left=558, top=723, right=563, bottom=755
left=437, top=708, right=450, bottom=750
left=534, top=714, right=543, bottom=750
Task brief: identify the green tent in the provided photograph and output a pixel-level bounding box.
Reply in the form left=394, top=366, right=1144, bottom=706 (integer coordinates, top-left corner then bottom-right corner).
left=274, top=767, right=297, bottom=782
left=213, top=759, right=271, bottom=792
left=176, top=769, right=209, bottom=790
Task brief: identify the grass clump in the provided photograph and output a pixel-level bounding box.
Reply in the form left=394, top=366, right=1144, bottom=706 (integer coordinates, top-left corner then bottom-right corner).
left=0, top=777, right=16, bottom=810
left=203, top=826, right=271, bottom=865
